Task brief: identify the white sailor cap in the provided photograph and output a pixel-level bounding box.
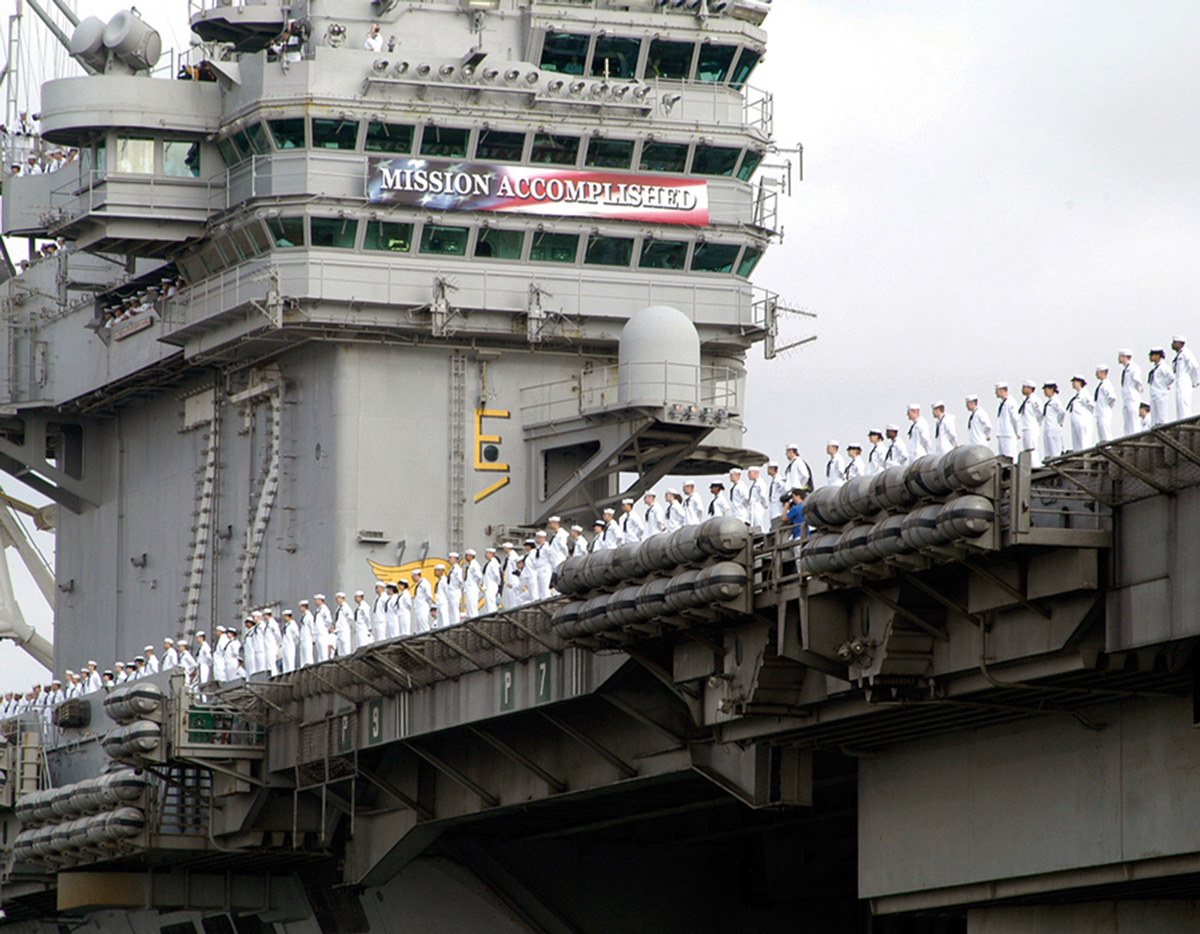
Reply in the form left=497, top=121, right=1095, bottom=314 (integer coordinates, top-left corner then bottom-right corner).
left=548, top=515, right=561, bottom=523
left=315, top=593, right=326, bottom=600
left=52, top=678, right=62, bottom=685
left=196, top=631, right=207, bottom=637
left=932, top=400, right=945, bottom=409
left=163, top=637, right=174, bottom=644
left=283, top=609, right=293, bottom=616
left=252, top=610, right=263, bottom=617
left=827, top=439, right=840, bottom=447
left=114, top=661, right=125, bottom=668
left=375, top=580, right=387, bottom=587
left=263, top=607, right=273, bottom=614
left=571, top=525, right=583, bottom=532
left=143, top=645, right=154, bottom=652
left=965, top=395, right=978, bottom=403
left=1150, top=346, right=1165, bottom=354
left=64, top=669, right=75, bottom=675
left=134, top=656, right=144, bottom=663
left=766, top=462, right=779, bottom=468
left=484, top=545, right=496, bottom=552
left=603, top=507, right=615, bottom=514
left=1023, top=380, right=1036, bottom=389
left=335, top=591, right=346, bottom=598
left=995, top=381, right=1008, bottom=390
left=907, top=402, right=920, bottom=410
left=1173, top=334, right=1186, bottom=342
left=502, top=541, right=515, bottom=548
left=621, top=498, right=634, bottom=505
left=886, top=423, right=899, bottom=431
left=354, top=590, right=365, bottom=596
left=465, top=548, right=477, bottom=556
left=1117, top=348, right=1132, bottom=356
left=786, top=442, right=799, bottom=451
left=868, top=428, right=883, bottom=436
left=88, top=659, right=97, bottom=666
left=534, top=530, right=547, bottom=537
left=729, top=467, right=742, bottom=474
left=593, top=518, right=606, bottom=526
left=1072, top=374, right=1087, bottom=383
left=643, top=490, right=657, bottom=496
left=299, top=598, right=310, bottom=605
left=682, top=480, right=695, bottom=487
left=667, top=487, right=680, bottom=495
left=412, top=568, right=423, bottom=575
left=523, top=539, right=536, bottom=546
left=745, top=465, right=760, bottom=472
left=449, top=551, right=460, bottom=557
left=1095, top=364, right=1109, bottom=371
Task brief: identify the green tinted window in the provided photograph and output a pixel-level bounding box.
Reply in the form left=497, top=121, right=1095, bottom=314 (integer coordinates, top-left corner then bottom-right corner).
left=419, top=224, right=470, bottom=255
left=364, top=221, right=413, bottom=252
left=228, top=131, right=252, bottom=163
left=268, top=118, right=305, bottom=150
left=696, top=44, right=737, bottom=83
left=476, top=130, right=526, bottom=162
left=233, top=227, right=262, bottom=258
left=164, top=140, right=201, bottom=177
left=245, top=222, right=272, bottom=254
left=640, top=142, right=689, bottom=173
left=266, top=217, right=305, bottom=248
left=312, top=118, right=360, bottom=150
left=692, top=242, right=740, bottom=273
left=115, top=137, right=154, bottom=173
left=737, top=247, right=763, bottom=278
left=591, top=36, right=640, bottom=79
left=692, top=146, right=740, bottom=177
left=529, top=232, right=579, bottom=264
left=736, top=150, right=764, bottom=182
left=475, top=228, right=525, bottom=260
left=246, top=122, right=272, bottom=154
left=584, top=235, right=634, bottom=267
left=585, top=138, right=635, bottom=169
left=364, top=122, right=415, bottom=154
left=420, top=126, right=470, bottom=158
left=639, top=240, right=688, bottom=271
left=730, top=48, right=762, bottom=89
left=540, top=33, right=590, bottom=75
left=310, top=217, right=358, bottom=248
left=646, top=40, right=694, bottom=80
left=531, top=134, right=580, bottom=166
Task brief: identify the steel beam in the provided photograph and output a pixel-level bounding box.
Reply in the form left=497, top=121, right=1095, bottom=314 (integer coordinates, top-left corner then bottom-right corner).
left=404, top=742, right=499, bottom=807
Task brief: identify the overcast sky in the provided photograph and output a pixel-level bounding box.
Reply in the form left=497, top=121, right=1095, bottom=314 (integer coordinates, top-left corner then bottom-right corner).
left=0, top=1, right=1197, bottom=686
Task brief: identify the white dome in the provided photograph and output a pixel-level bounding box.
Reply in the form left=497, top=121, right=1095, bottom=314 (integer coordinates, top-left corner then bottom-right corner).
left=618, top=306, right=701, bottom=407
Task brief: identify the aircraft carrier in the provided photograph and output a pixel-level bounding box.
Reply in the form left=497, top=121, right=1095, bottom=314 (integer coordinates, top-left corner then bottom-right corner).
left=3, top=2, right=1200, bottom=933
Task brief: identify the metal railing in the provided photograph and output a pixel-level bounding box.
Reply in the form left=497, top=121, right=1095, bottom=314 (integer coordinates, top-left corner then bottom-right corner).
left=44, top=168, right=219, bottom=230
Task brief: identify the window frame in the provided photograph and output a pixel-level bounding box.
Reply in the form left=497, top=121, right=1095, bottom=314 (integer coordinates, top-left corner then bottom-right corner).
left=418, top=222, right=472, bottom=257
left=474, top=128, right=529, bottom=163
left=418, top=125, right=473, bottom=159
left=473, top=226, right=527, bottom=262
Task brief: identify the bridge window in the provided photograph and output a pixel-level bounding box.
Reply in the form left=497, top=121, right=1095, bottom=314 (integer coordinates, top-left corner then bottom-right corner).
left=475, top=129, right=527, bottom=162
left=163, top=140, right=201, bottom=177
left=115, top=136, right=154, bottom=174
left=584, top=138, right=634, bottom=169
left=737, top=246, right=763, bottom=278
left=531, top=134, right=580, bottom=166
left=736, top=150, right=764, bottom=181
left=419, top=224, right=470, bottom=255
left=591, top=36, right=640, bottom=79
left=266, top=217, right=305, bottom=248
left=540, top=32, right=590, bottom=75
left=692, top=145, right=740, bottom=177
left=268, top=118, right=306, bottom=150
left=730, top=48, right=762, bottom=89
left=639, top=142, right=689, bottom=173
left=233, top=224, right=268, bottom=258
left=420, top=126, right=470, bottom=158
left=529, top=231, right=580, bottom=264
left=312, top=118, right=360, bottom=150
left=475, top=228, right=525, bottom=260
left=646, top=39, right=694, bottom=80
left=692, top=242, right=740, bottom=274
left=639, top=240, right=689, bottom=271
left=584, top=234, right=634, bottom=267
left=310, top=217, right=359, bottom=248
left=364, top=122, right=415, bottom=154
left=696, top=44, right=737, bottom=83
left=245, top=122, right=272, bottom=155
left=364, top=221, right=414, bottom=252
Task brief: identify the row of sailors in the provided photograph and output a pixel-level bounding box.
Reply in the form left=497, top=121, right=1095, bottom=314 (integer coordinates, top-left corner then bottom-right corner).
left=820, top=341, right=1200, bottom=483
left=101, top=279, right=185, bottom=329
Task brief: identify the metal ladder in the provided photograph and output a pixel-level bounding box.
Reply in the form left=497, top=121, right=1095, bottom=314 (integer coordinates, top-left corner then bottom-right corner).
left=449, top=351, right=467, bottom=552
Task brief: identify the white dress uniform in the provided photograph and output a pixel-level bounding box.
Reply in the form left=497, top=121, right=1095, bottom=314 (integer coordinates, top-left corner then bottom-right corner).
left=866, top=442, right=887, bottom=475
left=682, top=492, right=705, bottom=526
left=996, top=396, right=1020, bottom=459
left=264, top=617, right=282, bottom=674
left=354, top=599, right=373, bottom=648
left=1119, top=359, right=1145, bottom=435
left=967, top=408, right=993, bottom=448
left=397, top=589, right=414, bottom=636
left=883, top=435, right=909, bottom=469
left=933, top=414, right=958, bottom=454
left=299, top=608, right=316, bottom=666
left=464, top=559, right=483, bottom=620
left=597, top=518, right=623, bottom=549
left=1041, top=395, right=1065, bottom=459
left=482, top=555, right=502, bottom=613
left=906, top=416, right=932, bottom=459
left=729, top=479, right=750, bottom=522
left=446, top=562, right=464, bottom=624
left=1093, top=376, right=1118, bottom=443
left=385, top=592, right=401, bottom=639
left=748, top=478, right=769, bottom=532
left=373, top=589, right=391, bottom=641
left=143, top=652, right=160, bottom=675
left=412, top=577, right=433, bottom=632
left=162, top=646, right=179, bottom=671
left=708, top=490, right=731, bottom=516
left=663, top=498, right=685, bottom=532
left=844, top=456, right=865, bottom=481
left=241, top=626, right=259, bottom=675
left=642, top=501, right=666, bottom=538
left=530, top=545, right=551, bottom=601
left=197, top=639, right=213, bottom=683
left=1065, top=390, right=1094, bottom=451
left=227, top=636, right=244, bottom=679
left=179, top=649, right=198, bottom=687
left=767, top=474, right=787, bottom=523
left=212, top=632, right=229, bottom=681
left=315, top=602, right=335, bottom=659
left=334, top=601, right=354, bottom=656
left=1147, top=359, right=1174, bottom=427
left=434, top=575, right=451, bottom=627
left=1017, top=393, right=1043, bottom=465
left=281, top=617, right=300, bottom=672
left=548, top=528, right=570, bottom=569
left=1173, top=343, right=1200, bottom=418
left=619, top=507, right=645, bottom=542
left=824, top=451, right=848, bottom=488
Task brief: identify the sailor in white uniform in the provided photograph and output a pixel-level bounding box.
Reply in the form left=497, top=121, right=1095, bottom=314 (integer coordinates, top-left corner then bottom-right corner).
left=1172, top=335, right=1199, bottom=419
left=195, top=631, right=212, bottom=683
left=1147, top=347, right=1174, bottom=427
left=619, top=499, right=645, bottom=542
left=281, top=609, right=300, bottom=673
left=1139, top=402, right=1152, bottom=432
left=263, top=609, right=282, bottom=674
left=782, top=444, right=812, bottom=494
left=1040, top=382, right=1066, bottom=459
left=463, top=550, right=483, bottom=619
left=843, top=444, right=864, bottom=481
left=708, top=481, right=731, bottom=516
left=681, top=481, right=705, bottom=526
left=597, top=508, right=622, bottom=549
left=396, top=580, right=414, bottom=636
left=143, top=645, right=160, bottom=676
left=482, top=546, right=502, bottom=613
left=883, top=426, right=908, bottom=468
left=1117, top=349, right=1144, bottom=436
left=568, top=525, right=589, bottom=556
left=333, top=592, right=354, bottom=656
left=84, top=661, right=102, bottom=693
left=965, top=395, right=993, bottom=449
left=824, top=440, right=848, bottom=487
left=766, top=467, right=787, bottom=524
left=994, top=383, right=1019, bottom=460
left=314, top=594, right=334, bottom=660
left=372, top=581, right=391, bottom=641
left=411, top=571, right=433, bottom=633
left=527, top=535, right=550, bottom=602
left=113, top=661, right=128, bottom=685
left=662, top=489, right=685, bottom=532
left=642, top=492, right=666, bottom=538
left=353, top=591, right=373, bottom=648
left=298, top=599, right=316, bottom=666
left=931, top=402, right=958, bottom=454
left=1017, top=381, right=1043, bottom=466
left=212, top=626, right=230, bottom=680
left=384, top=583, right=401, bottom=638
left=178, top=645, right=198, bottom=689
left=446, top=553, right=464, bottom=624
left=226, top=630, right=244, bottom=679
left=1065, top=375, right=1094, bottom=451
left=906, top=405, right=932, bottom=459
left=242, top=618, right=263, bottom=676
left=433, top=565, right=451, bottom=627
left=504, top=557, right=525, bottom=607
left=547, top=517, right=570, bottom=574
left=746, top=466, right=769, bottom=532
left=1093, top=366, right=1117, bottom=443
left=161, top=638, right=179, bottom=672
left=865, top=431, right=887, bottom=474
left=727, top=468, right=750, bottom=523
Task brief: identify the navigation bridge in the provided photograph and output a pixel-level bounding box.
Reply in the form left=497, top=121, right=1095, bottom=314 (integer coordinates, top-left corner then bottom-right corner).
left=3, top=420, right=1200, bottom=931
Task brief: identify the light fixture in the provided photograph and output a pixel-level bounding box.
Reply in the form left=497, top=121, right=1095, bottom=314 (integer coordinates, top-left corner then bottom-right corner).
left=462, top=64, right=476, bottom=78
left=589, top=83, right=606, bottom=99
left=439, top=64, right=455, bottom=77
left=525, top=71, right=539, bottom=84
left=416, top=63, right=431, bottom=76
left=612, top=85, right=629, bottom=100
left=393, top=61, right=409, bottom=75
left=569, top=80, right=586, bottom=96
left=632, top=86, right=650, bottom=102
left=482, top=67, right=499, bottom=82
left=504, top=68, right=520, bottom=83
left=547, top=79, right=564, bottom=93
left=372, top=59, right=389, bottom=73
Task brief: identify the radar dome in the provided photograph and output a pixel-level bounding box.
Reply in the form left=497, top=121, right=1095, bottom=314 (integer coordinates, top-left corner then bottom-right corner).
left=103, top=10, right=162, bottom=71
left=618, top=305, right=700, bottom=407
